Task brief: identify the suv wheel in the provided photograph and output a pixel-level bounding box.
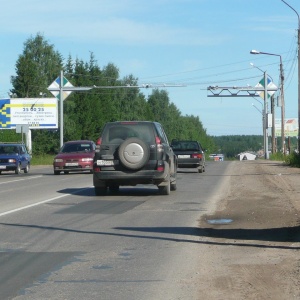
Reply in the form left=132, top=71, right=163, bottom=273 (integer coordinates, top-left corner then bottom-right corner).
left=158, top=175, right=171, bottom=195
left=118, top=138, right=150, bottom=170
left=24, top=164, right=30, bottom=173
left=15, top=164, right=21, bottom=174
left=158, top=182, right=171, bottom=195
left=170, top=179, right=177, bottom=191
left=198, top=164, right=205, bottom=173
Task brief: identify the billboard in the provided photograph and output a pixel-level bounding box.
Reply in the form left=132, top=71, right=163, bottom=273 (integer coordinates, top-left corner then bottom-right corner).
left=0, top=98, right=58, bottom=129
left=275, top=118, right=298, bottom=137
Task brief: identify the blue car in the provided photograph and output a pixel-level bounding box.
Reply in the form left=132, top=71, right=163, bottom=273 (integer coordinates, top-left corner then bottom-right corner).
left=0, top=143, right=31, bottom=174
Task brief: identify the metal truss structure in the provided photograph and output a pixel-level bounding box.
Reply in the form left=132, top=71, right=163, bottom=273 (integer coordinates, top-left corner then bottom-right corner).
left=207, top=86, right=278, bottom=97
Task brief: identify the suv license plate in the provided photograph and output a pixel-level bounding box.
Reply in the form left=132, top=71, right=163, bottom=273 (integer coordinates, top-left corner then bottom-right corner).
left=178, top=155, right=190, bottom=158
left=97, top=160, right=115, bottom=166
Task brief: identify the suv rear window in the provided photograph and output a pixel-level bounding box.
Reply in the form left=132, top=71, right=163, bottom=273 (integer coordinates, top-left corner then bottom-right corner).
left=103, top=123, right=156, bottom=144
left=171, top=141, right=200, bottom=151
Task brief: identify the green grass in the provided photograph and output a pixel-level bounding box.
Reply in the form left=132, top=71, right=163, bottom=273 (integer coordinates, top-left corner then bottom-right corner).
left=31, top=154, right=54, bottom=165
left=284, top=152, right=300, bottom=167
left=269, top=152, right=285, bottom=161
left=269, top=151, right=300, bottom=168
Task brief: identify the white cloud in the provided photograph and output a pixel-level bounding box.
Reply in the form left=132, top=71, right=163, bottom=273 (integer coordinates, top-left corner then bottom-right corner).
left=0, top=0, right=227, bottom=46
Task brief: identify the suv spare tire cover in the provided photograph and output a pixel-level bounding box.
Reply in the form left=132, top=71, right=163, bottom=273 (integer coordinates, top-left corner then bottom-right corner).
left=118, top=137, right=150, bottom=170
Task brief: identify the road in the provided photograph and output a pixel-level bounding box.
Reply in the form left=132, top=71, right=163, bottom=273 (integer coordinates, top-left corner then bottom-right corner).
left=0, top=161, right=229, bottom=300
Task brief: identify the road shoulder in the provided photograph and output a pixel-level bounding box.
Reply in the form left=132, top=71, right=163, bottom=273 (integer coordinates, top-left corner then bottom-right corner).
left=197, top=160, right=300, bottom=299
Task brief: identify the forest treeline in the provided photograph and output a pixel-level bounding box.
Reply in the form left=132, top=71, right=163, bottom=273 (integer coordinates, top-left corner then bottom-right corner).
left=1, top=33, right=274, bottom=159
left=1, top=33, right=217, bottom=155
left=213, top=135, right=298, bottom=158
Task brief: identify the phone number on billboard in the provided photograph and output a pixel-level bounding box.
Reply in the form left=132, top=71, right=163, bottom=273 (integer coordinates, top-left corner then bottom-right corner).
left=23, top=107, right=45, bottom=112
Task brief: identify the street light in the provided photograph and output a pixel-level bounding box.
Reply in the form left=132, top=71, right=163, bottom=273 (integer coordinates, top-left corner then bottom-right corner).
left=250, top=63, right=274, bottom=81
left=249, top=60, right=269, bottom=159
left=281, top=0, right=300, bottom=153
left=250, top=50, right=285, bottom=154
left=250, top=63, right=276, bottom=153
left=252, top=103, right=263, bottom=115
left=252, top=103, right=264, bottom=153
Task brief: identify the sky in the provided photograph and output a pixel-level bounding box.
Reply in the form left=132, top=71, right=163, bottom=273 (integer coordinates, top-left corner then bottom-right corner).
left=1, top=0, right=300, bottom=136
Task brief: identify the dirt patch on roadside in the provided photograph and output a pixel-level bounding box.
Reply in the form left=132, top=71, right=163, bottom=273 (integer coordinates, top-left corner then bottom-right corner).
left=197, top=160, right=300, bottom=300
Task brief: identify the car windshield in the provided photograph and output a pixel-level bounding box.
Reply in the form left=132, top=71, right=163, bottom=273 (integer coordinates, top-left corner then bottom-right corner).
left=171, top=141, right=200, bottom=151
left=61, top=143, right=92, bottom=153
left=0, top=145, right=19, bottom=154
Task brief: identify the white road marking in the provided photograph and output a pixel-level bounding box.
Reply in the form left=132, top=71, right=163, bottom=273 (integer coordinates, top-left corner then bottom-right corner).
left=0, top=187, right=92, bottom=217
left=0, top=175, right=43, bottom=185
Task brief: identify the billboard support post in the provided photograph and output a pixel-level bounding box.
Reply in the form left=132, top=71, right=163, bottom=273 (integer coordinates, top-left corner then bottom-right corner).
left=60, top=70, right=64, bottom=149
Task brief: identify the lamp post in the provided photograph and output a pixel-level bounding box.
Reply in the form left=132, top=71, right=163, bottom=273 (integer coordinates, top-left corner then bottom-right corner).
left=250, top=63, right=276, bottom=153
left=281, top=0, right=300, bottom=153
left=249, top=61, right=269, bottom=159
left=252, top=103, right=265, bottom=153
left=250, top=50, right=285, bottom=154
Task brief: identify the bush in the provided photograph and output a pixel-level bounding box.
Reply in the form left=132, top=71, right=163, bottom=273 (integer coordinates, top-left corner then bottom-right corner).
left=284, top=152, right=300, bottom=167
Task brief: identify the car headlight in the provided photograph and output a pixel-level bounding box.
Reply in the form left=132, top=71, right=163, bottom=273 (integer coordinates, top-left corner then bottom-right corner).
left=8, top=159, right=16, bottom=163
left=54, top=159, right=64, bottom=163
left=81, top=158, right=93, bottom=162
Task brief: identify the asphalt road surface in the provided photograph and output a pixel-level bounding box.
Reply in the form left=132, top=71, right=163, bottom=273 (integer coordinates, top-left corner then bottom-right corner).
left=0, top=162, right=229, bottom=300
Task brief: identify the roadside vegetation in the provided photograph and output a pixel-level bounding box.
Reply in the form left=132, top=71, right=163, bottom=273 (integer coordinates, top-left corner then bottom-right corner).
left=30, top=154, right=54, bottom=166
left=269, top=152, right=285, bottom=161
left=2, top=33, right=217, bottom=156
left=2, top=33, right=299, bottom=167
left=284, top=152, right=300, bottom=167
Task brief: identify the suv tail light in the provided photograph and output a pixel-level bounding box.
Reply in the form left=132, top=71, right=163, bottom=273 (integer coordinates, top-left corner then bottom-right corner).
left=192, top=153, right=203, bottom=159
left=94, top=166, right=101, bottom=172
left=155, top=136, right=163, bottom=152
left=156, top=161, right=164, bottom=172
left=96, top=138, right=102, bottom=145
left=96, top=138, right=102, bottom=151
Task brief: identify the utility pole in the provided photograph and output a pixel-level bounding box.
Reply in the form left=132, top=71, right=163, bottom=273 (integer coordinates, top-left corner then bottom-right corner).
left=264, top=71, right=269, bottom=159
left=298, top=23, right=300, bottom=153
left=271, top=95, right=276, bottom=153
left=279, top=56, right=285, bottom=154
left=250, top=50, right=284, bottom=155
left=281, top=0, right=300, bottom=153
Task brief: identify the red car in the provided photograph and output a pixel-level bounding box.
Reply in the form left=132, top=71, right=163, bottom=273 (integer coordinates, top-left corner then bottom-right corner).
left=53, top=140, right=95, bottom=175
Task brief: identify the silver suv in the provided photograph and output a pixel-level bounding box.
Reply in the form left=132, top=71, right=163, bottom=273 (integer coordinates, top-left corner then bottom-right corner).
left=93, top=121, right=177, bottom=195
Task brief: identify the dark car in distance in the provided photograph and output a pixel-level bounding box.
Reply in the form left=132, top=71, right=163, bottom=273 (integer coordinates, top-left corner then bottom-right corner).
left=0, top=143, right=31, bottom=174
left=171, top=140, right=205, bottom=173
left=93, top=121, right=177, bottom=195
left=53, top=140, right=96, bottom=175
